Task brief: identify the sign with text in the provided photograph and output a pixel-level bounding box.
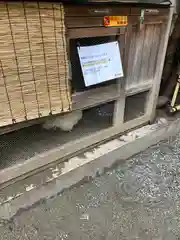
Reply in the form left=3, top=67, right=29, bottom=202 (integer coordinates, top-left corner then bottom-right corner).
left=78, top=41, right=123, bottom=87
left=104, top=16, right=128, bottom=27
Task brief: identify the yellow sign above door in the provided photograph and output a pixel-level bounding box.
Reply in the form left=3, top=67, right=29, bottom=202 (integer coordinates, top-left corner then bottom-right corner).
left=104, top=16, right=128, bottom=27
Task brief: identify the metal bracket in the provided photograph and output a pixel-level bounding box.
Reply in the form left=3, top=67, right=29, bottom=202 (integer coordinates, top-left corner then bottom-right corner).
left=140, top=9, right=145, bottom=31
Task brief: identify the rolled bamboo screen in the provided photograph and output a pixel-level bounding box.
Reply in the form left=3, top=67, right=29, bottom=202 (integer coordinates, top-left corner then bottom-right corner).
left=0, top=2, right=71, bottom=127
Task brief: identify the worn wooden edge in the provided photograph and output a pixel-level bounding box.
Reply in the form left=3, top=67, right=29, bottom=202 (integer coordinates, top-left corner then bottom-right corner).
left=68, top=27, right=123, bottom=39
left=113, top=33, right=126, bottom=125
left=73, top=80, right=153, bottom=111
left=72, top=83, right=118, bottom=110
left=64, top=5, right=130, bottom=17
left=64, top=5, right=169, bottom=17
left=126, top=80, right=153, bottom=96
left=0, top=114, right=150, bottom=187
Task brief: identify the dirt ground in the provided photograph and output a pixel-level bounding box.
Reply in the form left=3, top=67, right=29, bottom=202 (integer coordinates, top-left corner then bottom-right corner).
left=1, top=132, right=180, bottom=239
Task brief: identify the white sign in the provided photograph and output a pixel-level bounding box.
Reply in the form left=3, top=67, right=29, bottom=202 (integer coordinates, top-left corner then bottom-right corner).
left=77, top=41, right=124, bottom=87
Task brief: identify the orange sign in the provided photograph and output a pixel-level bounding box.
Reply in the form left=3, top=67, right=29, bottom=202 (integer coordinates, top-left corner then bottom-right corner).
left=104, top=16, right=128, bottom=27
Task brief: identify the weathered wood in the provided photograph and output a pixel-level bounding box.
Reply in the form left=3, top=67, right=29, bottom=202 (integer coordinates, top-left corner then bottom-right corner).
left=64, top=5, right=130, bottom=17
left=147, top=25, right=161, bottom=80
left=68, top=27, right=123, bottom=39
left=139, top=25, right=155, bottom=83
left=72, top=80, right=152, bottom=112
left=146, top=7, right=174, bottom=122
left=72, top=84, right=119, bottom=110
left=65, top=16, right=167, bottom=29
left=126, top=81, right=153, bottom=97
left=130, top=7, right=169, bottom=16
left=125, top=22, right=163, bottom=90
left=128, top=25, right=146, bottom=86
left=113, top=33, right=126, bottom=125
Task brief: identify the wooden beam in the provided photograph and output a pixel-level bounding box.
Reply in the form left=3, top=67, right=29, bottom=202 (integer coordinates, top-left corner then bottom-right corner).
left=65, top=16, right=168, bottom=29
left=72, top=80, right=153, bottom=111
left=113, top=33, right=126, bottom=125
left=64, top=5, right=130, bottom=17
left=72, top=80, right=152, bottom=110
left=72, top=83, right=119, bottom=110
left=126, top=80, right=153, bottom=97
left=68, top=27, right=123, bottom=39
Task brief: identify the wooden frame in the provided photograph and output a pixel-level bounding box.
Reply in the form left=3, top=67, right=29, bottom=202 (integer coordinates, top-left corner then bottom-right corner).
left=0, top=5, right=173, bottom=187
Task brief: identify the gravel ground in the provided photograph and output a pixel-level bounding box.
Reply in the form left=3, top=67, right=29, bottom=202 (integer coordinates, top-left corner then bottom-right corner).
left=1, top=133, right=180, bottom=239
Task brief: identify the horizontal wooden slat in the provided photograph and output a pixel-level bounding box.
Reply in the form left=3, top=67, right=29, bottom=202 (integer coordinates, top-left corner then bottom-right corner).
left=68, top=27, right=125, bottom=39
left=65, top=15, right=167, bottom=29
left=126, top=81, right=153, bottom=97
left=72, top=84, right=119, bottom=110
left=130, top=7, right=169, bottom=16
left=64, top=5, right=130, bottom=17
left=66, top=16, right=104, bottom=28
left=72, top=80, right=153, bottom=111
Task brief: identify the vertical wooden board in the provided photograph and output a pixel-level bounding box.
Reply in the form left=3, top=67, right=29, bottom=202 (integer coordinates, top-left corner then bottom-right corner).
left=146, top=7, right=173, bottom=122
left=126, top=26, right=146, bottom=87
left=147, top=24, right=161, bottom=80
left=125, top=29, right=136, bottom=88
left=139, top=24, right=155, bottom=83
left=113, top=34, right=126, bottom=126
left=132, top=26, right=146, bottom=85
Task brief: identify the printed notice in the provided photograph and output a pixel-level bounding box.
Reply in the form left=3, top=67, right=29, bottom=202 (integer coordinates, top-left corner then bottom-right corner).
left=77, top=41, right=123, bottom=87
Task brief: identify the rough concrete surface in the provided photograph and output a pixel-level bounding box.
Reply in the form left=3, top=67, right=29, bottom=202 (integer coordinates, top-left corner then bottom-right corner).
left=1, top=132, right=180, bottom=239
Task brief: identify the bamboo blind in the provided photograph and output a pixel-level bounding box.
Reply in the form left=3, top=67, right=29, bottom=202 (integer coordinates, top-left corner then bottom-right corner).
left=0, top=2, right=71, bottom=127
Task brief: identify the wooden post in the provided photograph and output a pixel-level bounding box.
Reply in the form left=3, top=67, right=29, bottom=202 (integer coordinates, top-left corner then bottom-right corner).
left=146, top=7, right=174, bottom=123
left=113, top=26, right=131, bottom=125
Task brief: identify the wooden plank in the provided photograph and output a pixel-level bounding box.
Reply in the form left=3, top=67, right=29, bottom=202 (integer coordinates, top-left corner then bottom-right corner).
left=125, top=25, right=136, bottom=88
left=68, top=27, right=124, bottom=39
left=66, top=16, right=104, bottom=28
left=65, top=16, right=167, bottom=29
left=72, top=80, right=153, bottom=111
left=64, top=5, right=130, bottom=17
left=113, top=78, right=125, bottom=125
left=126, top=80, right=153, bottom=97
left=130, top=7, right=169, bottom=16
left=129, top=25, right=146, bottom=86
left=147, top=25, right=161, bottom=80
left=72, top=84, right=119, bottom=110
left=113, top=33, right=126, bottom=125
left=0, top=114, right=149, bottom=186
left=139, top=24, right=155, bottom=83
left=146, top=7, right=173, bottom=122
